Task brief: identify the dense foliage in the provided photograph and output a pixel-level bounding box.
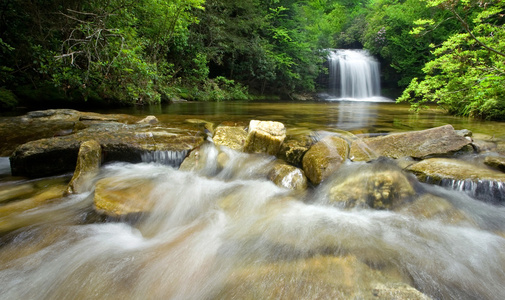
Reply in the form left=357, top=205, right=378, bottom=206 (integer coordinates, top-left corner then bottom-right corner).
left=397, top=0, right=505, bottom=120
left=1, top=0, right=504, bottom=120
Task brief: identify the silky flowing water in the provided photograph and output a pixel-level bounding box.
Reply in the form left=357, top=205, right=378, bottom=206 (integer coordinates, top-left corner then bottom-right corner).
left=1, top=101, right=505, bottom=300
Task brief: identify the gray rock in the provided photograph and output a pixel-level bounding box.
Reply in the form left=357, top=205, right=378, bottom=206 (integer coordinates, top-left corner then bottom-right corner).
left=354, top=125, right=472, bottom=159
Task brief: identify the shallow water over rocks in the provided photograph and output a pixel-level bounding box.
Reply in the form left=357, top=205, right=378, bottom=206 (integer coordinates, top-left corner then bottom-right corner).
left=1, top=103, right=505, bottom=299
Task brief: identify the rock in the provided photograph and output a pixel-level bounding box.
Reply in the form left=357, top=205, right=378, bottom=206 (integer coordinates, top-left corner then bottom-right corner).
left=349, top=138, right=379, bottom=162
left=213, top=122, right=248, bottom=150
left=0, top=109, right=139, bottom=157
left=243, top=120, right=286, bottom=155
left=484, top=155, right=505, bottom=172
left=214, top=255, right=425, bottom=300
left=0, top=185, right=66, bottom=222
left=268, top=161, right=307, bottom=191
left=302, top=135, right=349, bottom=185
left=455, top=129, right=472, bottom=137
left=10, top=123, right=206, bottom=177
left=278, top=134, right=313, bottom=166
left=355, top=125, right=472, bottom=159
left=66, top=140, right=102, bottom=194
left=397, top=194, right=474, bottom=225
left=472, top=139, right=497, bottom=152
left=407, top=158, right=505, bottom=182
left=372, top=283, right=432, bottom=300
left=0, top=183, right=36, bottom=204
left=406, top=158, right=505, bottom=202
left=25, top=109, right=81, bottom=121
left=137, top=115, right=159, bottom=125
left=326, top=163, right=415, bottom=209
left=93, top=176, right=155, bottom=217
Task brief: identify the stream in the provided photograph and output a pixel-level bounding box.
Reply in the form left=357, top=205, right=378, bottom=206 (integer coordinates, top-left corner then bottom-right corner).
left=1, top=101, right=505, bottom=300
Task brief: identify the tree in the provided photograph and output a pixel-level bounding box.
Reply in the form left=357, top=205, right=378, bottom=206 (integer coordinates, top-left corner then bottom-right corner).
left=398, top=0, right=505, bottom=120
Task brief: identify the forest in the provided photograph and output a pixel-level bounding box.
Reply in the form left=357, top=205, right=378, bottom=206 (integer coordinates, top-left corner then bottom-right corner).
left=0, top=0, right=504, bottom=120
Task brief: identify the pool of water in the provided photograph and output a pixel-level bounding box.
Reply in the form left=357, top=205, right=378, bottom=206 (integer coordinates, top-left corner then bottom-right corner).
left=98, top=101, right=505, bottom=138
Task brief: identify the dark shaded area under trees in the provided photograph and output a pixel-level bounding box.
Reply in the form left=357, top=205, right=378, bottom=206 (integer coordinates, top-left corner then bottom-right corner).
left=1, top=0, right=504, bottom=120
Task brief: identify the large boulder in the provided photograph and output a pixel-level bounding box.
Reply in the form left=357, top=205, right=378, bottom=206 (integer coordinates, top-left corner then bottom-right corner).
left=325, top=163, right=416, bottom=209
left=10, top=123, right=205, bottom=177
left=302, top=135, right=349, bottom=185
left=268, top=161, right=308, bottom=191
left=351, top=125, right=472, bottom=159
left=406, top=158, right=505, bottom=202
left=212, top=122, right=248, bottom=150
left=0, top=109, right=139, bottom=156
left=243, top=120, right=286, bottom=155
left=93, top=176, right=155, bottom=217
left=66, top=140, right=102, bottom=194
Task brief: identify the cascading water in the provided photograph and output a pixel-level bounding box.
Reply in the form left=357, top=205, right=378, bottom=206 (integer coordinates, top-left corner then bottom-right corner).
left=1, top=141, right=505, bottom=300
left=326, top=49, right=385, bottom=101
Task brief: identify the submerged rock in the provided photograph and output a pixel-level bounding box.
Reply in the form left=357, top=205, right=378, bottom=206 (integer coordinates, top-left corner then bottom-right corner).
left=397, top=194, right=475, bottom=226
left=326, top=162, right=415, bottom=209
left=0, top=183, right=36, bottom=204
left=93, top=176, right=155, bottom=217
left=215, top=255, right=427, bottom=300
left=268, top=161, right=308, bottom=191
left=137, top=115, right=159, bottom=125
left=0, top=185, right=67, bottom=232
left=356, top=125, right=472, bottom=159
left=484, top=155, right=505, bottom=173
left=243, top=120, right=286, bottom=155
left=66, top=140, right=102, bottom=194
left=302, top=135, right=349, bottom=185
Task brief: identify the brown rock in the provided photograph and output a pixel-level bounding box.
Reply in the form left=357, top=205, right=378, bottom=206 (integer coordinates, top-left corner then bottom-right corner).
left=302, top=135, right=349, bottom=185
left=327, top=165, right=415, bottom=209
left=10, top=123, right=205, bottom=177
left=243, top=120, right=286, bottom=155
left=215, top=255, right=426, bottom=300
left=484, top=155, right=505, bottom=173
left=66, top=140, right=102, bottom=194
left=93, top=177, right=155, bottom=217
left=357, top=125, right=472, bottom=159
left=213, top=123, right=247, bottom=150
left=268, top=161, right=307, bottom=191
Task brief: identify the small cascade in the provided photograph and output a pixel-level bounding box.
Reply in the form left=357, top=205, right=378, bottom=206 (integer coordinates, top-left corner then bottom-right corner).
left=426, top=177, right=505, bottom=204
left=327, top=49, right=382, bottom=100
left=141, top=150, right=188, bottom=168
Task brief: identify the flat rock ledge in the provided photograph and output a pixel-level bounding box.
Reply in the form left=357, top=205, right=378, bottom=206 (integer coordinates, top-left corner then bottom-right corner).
left=407, top=158, right=505, bottom=202
left=350, top=125, right=472, bottom=160
left=9, top=119, right=206, bottom=177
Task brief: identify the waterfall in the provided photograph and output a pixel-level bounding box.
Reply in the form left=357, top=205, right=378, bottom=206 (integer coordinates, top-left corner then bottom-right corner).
left=327, top=49, right=383, bottom=100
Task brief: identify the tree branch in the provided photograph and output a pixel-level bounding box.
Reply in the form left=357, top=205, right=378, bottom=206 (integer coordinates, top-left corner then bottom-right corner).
left=451, top=8, right=505, bottom=58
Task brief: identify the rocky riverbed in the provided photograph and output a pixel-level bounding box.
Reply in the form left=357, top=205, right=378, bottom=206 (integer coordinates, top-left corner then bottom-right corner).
left=1, top=109, right=505, bottom=299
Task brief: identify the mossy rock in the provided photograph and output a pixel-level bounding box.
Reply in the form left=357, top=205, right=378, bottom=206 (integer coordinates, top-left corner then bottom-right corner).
left=302, top=135, right=349, bottom=185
